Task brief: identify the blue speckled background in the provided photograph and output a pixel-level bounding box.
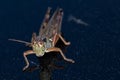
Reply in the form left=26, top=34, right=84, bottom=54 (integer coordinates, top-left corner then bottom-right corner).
left=0, top=0, right=120, bottom=80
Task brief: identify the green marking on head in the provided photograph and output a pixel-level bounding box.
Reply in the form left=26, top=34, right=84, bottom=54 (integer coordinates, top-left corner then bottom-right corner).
left=32, top=41, right=45, bottom=57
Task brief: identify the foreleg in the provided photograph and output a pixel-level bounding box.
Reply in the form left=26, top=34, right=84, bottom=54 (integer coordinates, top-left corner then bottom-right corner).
left=23, top=50, right=35, bottom=71
left=46, top=47, right=75, bottom=63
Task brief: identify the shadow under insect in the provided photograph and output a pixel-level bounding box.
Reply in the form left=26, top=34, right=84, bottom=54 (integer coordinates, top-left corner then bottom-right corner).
left=24, top=35, right=68, bottom=80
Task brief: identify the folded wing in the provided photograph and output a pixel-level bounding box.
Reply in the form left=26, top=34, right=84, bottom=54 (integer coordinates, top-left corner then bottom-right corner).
left=39, top=8, right=64, bottom=40
left=46, top=8, right=64, bottom=38
left=38, top=7, right=51, bottom=40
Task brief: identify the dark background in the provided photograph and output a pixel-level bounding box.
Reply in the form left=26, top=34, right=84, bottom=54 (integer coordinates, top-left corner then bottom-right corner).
left=0, top=0, right=120, bottom=80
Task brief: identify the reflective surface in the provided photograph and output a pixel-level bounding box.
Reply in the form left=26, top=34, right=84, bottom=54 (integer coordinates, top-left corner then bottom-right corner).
left=0, top=0, right=120, bottom=80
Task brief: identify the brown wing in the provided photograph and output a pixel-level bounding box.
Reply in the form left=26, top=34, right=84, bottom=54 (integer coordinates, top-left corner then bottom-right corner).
left=38, top=7, right=51, bottom=40
left=45, top=8, right=64, bottom=39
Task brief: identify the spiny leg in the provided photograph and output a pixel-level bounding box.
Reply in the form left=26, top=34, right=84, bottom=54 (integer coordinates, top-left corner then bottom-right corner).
left=46, top=47, right=75, bottom=63
left=23, top=50, right=35, bottom=71
left=58, top=34, right=71, bottom=45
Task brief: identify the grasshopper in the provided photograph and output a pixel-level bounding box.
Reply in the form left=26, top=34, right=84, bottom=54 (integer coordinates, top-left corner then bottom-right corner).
left=9, top=7, right=75, bottom=71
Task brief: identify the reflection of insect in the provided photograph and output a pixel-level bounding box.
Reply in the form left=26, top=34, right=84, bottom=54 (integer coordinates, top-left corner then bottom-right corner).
left=68, top=15, right=89, bottom=26
left=9, top=7, right=75, bottom=71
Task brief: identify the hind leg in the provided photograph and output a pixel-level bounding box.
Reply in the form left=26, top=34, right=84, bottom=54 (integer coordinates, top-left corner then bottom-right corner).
left=58, top=34, right=71, bottom=45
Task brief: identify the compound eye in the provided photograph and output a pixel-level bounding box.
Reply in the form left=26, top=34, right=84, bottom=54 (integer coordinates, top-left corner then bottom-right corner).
left=39, top=42, right=43, bottom=45
left=33, top=41, right=36, bottom=44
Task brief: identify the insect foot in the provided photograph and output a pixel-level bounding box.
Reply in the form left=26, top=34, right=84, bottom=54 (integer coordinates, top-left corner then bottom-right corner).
left=23, top=65, right=29, bottom=71
left=66, top=42, right=71, bottom=45
left=65, top=58, right=75, bottom=63
left=70, top=59, right=75, bottom=63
